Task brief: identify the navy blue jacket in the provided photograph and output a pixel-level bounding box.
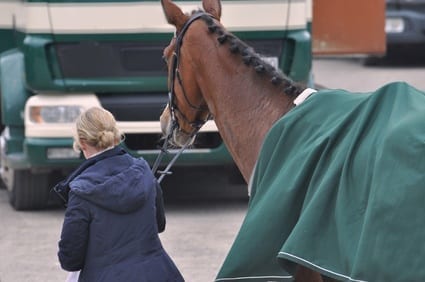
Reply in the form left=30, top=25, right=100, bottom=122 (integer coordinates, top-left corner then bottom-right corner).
left=57, top=146, right=183, bottom=282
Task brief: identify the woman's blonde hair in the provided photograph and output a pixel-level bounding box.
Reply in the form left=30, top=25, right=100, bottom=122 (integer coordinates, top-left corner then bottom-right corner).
left=73, top=107, right=123, bottom=152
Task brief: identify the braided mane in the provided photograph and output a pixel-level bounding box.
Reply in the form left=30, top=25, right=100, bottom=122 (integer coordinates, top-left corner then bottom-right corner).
left=196, top=12, right=305, bottom=97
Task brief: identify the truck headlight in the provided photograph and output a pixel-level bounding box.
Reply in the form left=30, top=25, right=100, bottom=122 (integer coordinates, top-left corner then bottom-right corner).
left=29, top=106, right=83, bottom=123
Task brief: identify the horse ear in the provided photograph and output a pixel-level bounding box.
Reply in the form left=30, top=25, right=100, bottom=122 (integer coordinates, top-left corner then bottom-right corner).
left=202, top=0, right=222, bottom=20
left=161, top=0, right=188, bottom=31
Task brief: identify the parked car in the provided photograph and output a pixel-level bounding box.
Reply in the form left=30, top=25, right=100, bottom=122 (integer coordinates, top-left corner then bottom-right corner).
left=385, top=0, right=425, bottom=57
left=364, top=0, right=425, bottom=64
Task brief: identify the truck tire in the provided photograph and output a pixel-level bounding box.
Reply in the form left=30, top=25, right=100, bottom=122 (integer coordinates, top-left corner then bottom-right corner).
left=8, top=169, right=50, bottom=210
left=0, top=90, right=4, bottom=133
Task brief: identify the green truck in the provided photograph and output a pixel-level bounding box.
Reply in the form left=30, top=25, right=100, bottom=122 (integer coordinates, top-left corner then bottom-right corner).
left=0, top=0, right=313, bottom=210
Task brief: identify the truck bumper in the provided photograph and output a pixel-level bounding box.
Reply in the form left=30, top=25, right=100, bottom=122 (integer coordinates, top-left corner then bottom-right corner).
left=3, top=137, right=235, bottom=171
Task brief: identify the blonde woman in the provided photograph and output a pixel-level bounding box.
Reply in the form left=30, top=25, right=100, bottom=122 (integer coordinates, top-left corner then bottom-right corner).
left=56, top=107, right=183, bottom=282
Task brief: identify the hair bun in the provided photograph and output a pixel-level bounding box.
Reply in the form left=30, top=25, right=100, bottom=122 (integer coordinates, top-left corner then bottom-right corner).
left=75, top=107, right=123, bottom=151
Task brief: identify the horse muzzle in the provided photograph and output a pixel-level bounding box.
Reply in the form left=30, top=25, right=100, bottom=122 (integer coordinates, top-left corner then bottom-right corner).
left=160, top=105, right=195, bottom=147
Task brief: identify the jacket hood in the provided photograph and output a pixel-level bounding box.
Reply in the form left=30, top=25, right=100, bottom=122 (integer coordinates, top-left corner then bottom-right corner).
left=69, top=150, right=155, bottom=213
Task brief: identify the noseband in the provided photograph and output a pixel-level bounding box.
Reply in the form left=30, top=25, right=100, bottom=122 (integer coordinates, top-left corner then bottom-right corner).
left=168, top=12, right=211, bottom=136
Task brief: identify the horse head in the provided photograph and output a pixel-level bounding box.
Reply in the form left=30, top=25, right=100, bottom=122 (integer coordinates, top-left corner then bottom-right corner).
left=159, top=0, right=305, bottom=181
left=160, top=0, right=221, bottom=147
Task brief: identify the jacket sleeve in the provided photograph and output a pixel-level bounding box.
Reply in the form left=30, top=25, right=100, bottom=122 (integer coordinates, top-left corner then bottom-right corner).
left=155, top=181, right=166, bottom=233
left=58, top=191, right=90, bottom=271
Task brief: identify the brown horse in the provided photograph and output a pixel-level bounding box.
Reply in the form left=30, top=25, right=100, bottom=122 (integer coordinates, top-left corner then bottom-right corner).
left=159, top=0, right=425, bottom=281
left=159, top=0, right=303, bottom=183
left=159, top=0, right=324, bottom=280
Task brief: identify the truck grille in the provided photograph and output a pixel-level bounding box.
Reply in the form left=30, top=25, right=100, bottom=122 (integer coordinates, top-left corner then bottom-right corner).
left=99, top=93, right=223, bottom=150
left=124, top=132, right=223, bottom=151
left=54, top=41, right=167, bottom=78
left=99, top=93, right=167, bottom=122
left=53, top=39, right=283, bottom=79
left=52, top=37, right=284, bottom=150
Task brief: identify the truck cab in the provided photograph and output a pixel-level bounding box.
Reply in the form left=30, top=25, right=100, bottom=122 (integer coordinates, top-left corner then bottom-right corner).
left=0, top=0, right=313, bottom=210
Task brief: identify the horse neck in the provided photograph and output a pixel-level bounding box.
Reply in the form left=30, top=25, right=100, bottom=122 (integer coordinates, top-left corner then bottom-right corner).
left=187, top=37, right=296, bottom=181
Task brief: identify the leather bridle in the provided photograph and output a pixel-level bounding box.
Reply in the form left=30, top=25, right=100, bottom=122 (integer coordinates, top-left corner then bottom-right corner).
left=167, top=11, right=211, bottom=137
left=152, top=12, right=212, bottom=182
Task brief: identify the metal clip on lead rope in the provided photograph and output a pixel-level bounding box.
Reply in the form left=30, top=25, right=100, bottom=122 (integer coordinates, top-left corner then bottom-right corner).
left=157, top=140, right=191, bottom=183
left=151, top=137, right=193, bottom=183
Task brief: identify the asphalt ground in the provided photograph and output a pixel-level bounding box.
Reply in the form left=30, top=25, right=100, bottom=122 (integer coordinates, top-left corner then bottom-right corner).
left=0, top=56, right=424, bottom=282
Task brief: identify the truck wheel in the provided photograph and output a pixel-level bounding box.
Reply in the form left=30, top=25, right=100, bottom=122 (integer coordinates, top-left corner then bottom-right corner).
left=8, top=169, right=50, bottom=210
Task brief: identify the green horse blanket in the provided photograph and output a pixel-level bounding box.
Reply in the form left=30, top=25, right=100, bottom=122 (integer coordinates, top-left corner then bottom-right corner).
left=216, top=82, right=425, bottom=282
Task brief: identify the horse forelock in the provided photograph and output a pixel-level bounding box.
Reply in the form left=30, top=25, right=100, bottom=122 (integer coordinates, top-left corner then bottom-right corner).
left=196, top=13, right=305, bottom=98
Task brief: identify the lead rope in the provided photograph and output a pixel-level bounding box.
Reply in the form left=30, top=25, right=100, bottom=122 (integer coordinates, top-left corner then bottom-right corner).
left=151, top=123, right=194, bottom=183
left=152, top=12, right=206, bottom=183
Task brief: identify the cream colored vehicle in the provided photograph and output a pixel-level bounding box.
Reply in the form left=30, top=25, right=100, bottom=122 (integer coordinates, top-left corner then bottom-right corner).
left=0, top=0, right=313, bottom=210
